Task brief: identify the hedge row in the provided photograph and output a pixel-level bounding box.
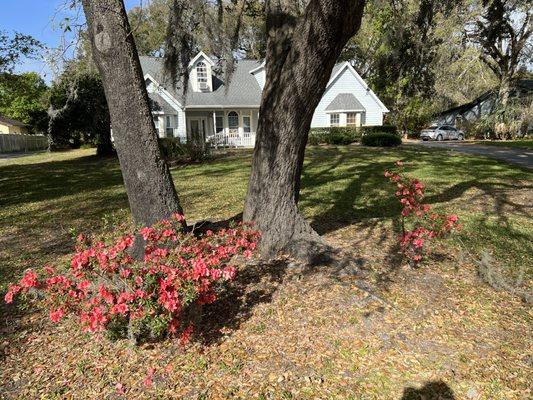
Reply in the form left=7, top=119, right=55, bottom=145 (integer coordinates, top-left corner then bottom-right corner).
left=360, top=125, right=397, bottom=135
left=308, top=127, right=361, bottom=145
left=307, top=125, right=399, bottom=146
left=361, top=132, right=402, bottom=147
left=159, top=137, right=211, bottom=162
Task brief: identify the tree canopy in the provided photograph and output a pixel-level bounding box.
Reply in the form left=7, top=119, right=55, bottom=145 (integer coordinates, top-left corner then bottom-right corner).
left=0, top=72, right=48, bottom=131
left=0, top=30, right=42, bottom=73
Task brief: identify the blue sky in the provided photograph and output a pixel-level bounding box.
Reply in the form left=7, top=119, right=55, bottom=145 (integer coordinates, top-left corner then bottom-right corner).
left=1, top=0, right=141, bottom=83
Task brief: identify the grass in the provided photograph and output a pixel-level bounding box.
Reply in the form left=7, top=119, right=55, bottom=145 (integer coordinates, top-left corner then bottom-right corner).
left=1, top=145, right=532, bottom=399
left=0, top=146, right=531, bottom=289
left=473, top=139, right=533, bottom=150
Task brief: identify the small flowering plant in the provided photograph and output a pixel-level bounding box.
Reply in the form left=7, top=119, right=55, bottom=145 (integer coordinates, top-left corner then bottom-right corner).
left=385, top=160, right=460, bottom=265
left=5, top=214, right=260, bottom=343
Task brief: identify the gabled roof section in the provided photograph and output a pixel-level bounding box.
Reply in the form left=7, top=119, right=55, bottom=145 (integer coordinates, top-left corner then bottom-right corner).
left=249, top=61, right=265, bottom=75
left=327, top=62, right=389, bottom=112
left=0, top=115, right=27, bottom=127
left=188, top=51, right=215, bottom=69
left=325, top=93, right=365, bottom=112
left=148, top=92, right=176, bottom=114
left=140, top=56, right=263, bottom=108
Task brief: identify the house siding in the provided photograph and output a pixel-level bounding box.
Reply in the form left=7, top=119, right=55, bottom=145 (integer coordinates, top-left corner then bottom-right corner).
left=311, top=65, right=384, bottom=127
left=146, top=79, right=186, bottom=139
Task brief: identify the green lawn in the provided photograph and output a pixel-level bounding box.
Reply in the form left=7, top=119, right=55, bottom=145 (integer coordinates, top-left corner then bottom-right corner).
left=1, top=145, right=531, bottom=291
left=474, top=139, right=533, bottom=150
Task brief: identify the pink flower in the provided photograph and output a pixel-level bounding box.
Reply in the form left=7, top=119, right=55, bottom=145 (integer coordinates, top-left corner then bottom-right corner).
left=395, top=160, right=404, bottom=166
left=119, top=268, right=132, bottom=278
left=180, top=324, right=194, bottom=346
left=115, top=382, right=125, bottom=395
left=192, top=258, right=208, bottom=280
left=447, top=215, right=459, bottom=223
left=210, top=269, right=222, bottom=280
left=4, top=284, right=21, bottom=303
left=98, top=285, right=114, bottom=304
left=111, top=303, right=129, bottom=315
left=77, top=280, right=91, bottom=291
left=117, top=291, right=135, bottom=303
left=83, top=306, right=108, bottom=332
left=162, top=229, right=175, bottom=238
left=49, top=308, right=65, bottom=323
left=140, top=227, right=154, bottom=240
left=412, top=238, right=425, bottom=248
left=143, top=367, right=156, bottom=387
left=172, top=213, right=185, bottom=222
left=20, top=269, right=39, bottom=288
left=222, top=266, right=236, bottom=280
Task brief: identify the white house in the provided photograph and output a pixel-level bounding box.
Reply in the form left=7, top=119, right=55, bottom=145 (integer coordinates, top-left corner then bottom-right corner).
left=140, top=51, right=389, bottom=147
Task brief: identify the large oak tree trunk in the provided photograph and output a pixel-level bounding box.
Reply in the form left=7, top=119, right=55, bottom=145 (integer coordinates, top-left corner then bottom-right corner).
left=244, top=0, right=365, bottom=259
left=81, top=0, right=184, bottom=228
left=498, top=73, right=511, bottom=108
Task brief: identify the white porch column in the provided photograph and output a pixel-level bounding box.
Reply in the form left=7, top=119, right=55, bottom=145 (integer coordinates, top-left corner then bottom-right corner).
left=339, top=113, right=347, bottom=127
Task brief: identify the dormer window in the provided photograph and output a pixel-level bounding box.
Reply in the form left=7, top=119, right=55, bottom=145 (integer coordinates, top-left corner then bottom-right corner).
left=197, top=62, right=208, bottom=91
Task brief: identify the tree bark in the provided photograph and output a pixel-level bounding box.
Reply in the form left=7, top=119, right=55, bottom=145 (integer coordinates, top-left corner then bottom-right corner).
left=243, top=0, right=365, bottom=260
left=96, top=130, right=115, bottom=157
left=81, top=0, right=185, bottom=228
left=497, top=73, right=511, bottom=107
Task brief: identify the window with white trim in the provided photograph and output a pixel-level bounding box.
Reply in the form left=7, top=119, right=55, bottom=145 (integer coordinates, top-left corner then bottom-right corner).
left=196, top=61, right=208, bottom=91
left=228, top=111, right=239, bottom=133
left=346, top=112, right=357, bottom=126
left=215, top=115, right=224, bottom=133
left=165, top=115, right=174, bottom=137
left=243, top=116, right=251, bottom=133
left=330, top=113, right=340, bottom=127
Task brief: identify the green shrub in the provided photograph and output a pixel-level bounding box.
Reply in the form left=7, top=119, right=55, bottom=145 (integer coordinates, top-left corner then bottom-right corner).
left=360, top=125, right=398, bottom=135
left=361, top=132, right=402, bottom=147
left=308, top=127, right=361, bottom=146
left=159, top=137, right=211, bottom=162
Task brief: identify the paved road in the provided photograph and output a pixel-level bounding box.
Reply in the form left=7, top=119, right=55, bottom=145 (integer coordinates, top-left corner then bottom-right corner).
left=410, top=141, right=533, bottom=170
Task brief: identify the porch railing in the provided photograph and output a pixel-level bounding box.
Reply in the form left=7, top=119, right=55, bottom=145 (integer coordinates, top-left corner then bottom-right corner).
left=210, top=132, right=256, bottom=148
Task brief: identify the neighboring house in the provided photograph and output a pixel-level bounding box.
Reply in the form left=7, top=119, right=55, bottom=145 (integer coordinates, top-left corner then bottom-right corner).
left=140, top=51, right=389, bottom=147
left=434, top=80, right=533, bottom=127
left=0, top=115, right=29, bottom=134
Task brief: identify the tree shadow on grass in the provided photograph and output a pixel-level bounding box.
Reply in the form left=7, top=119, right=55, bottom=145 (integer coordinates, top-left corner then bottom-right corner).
left=400, top=380, right=455, bottom=399
left=303, top=147, right=531, bottom=237
left=0, top=155, right=124, bottom=208
left=195, top=259, right=289, bottom=346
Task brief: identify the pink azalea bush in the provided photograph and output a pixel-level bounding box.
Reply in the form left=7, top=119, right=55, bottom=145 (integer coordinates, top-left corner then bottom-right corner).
left=5, top=214, right=260, bottom=343
left=385, top=160, right=460, bottom=265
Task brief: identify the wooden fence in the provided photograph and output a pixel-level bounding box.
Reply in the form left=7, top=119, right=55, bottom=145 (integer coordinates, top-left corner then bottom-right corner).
left=0, top=134, right=49, bottom=153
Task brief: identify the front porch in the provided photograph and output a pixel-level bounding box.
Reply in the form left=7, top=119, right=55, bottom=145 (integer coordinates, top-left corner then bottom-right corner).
left=185, top=108, right=259, bottom=148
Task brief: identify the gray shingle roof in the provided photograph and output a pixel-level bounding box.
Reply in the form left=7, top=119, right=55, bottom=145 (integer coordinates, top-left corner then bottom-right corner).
left=0, top=115, right=27, bottom=127
left=140, top=56, right=263, bottom=108
left=325, top=93, right=365, bottom=111
left=148, top=92, right=176, bottom=114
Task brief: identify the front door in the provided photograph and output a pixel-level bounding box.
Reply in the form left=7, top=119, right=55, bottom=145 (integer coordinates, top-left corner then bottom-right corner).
left=189, top=118, right=205, bottom=144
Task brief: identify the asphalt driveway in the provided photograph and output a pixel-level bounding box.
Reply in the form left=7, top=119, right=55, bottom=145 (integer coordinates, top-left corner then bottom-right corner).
left=411, top=141, right=533, bottom=169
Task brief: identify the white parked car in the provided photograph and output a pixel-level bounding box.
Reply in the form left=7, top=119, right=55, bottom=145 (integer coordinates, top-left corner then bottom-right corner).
left=420, top=125, right=465, bottom=141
